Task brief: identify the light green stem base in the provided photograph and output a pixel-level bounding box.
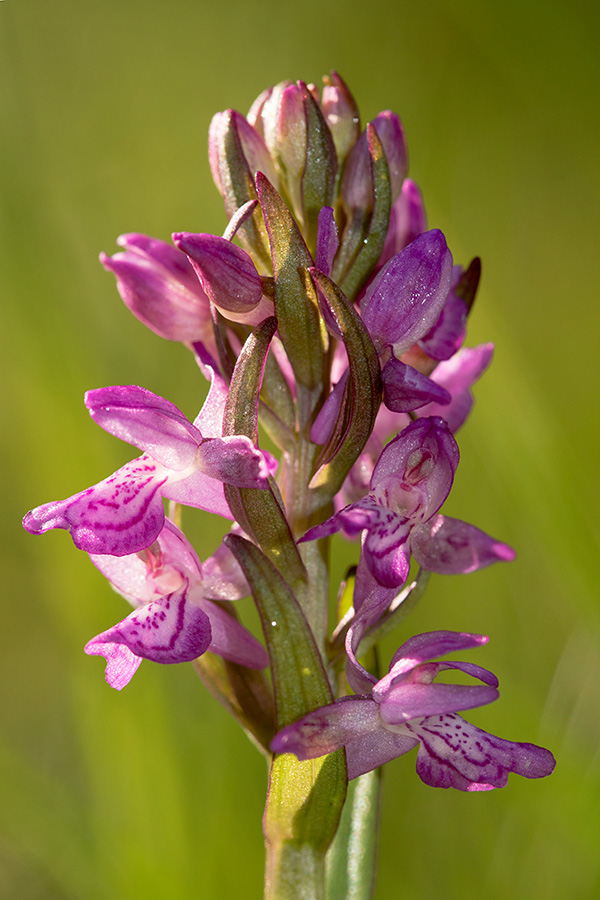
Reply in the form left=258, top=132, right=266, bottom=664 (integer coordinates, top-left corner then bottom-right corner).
left=265, top=841, right=326, bottom=900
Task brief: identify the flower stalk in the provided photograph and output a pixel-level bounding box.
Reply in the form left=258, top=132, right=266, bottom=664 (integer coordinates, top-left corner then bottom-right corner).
left=23, top=70, right=555, bottom=898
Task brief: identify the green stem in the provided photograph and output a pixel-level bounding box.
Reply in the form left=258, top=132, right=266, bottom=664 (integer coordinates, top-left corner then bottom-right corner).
left=325, top=769, right=383, bottom=900
left=264, top=753, right=345, bottom=900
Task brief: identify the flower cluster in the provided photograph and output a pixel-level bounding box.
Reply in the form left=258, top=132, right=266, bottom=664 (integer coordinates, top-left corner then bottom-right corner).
left=23, top=71, right=554, bottom=806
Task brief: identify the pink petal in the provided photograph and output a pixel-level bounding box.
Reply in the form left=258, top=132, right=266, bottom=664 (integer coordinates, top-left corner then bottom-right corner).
left=386, top=630, right=490, bottom=676
left=100, top=235, right=213, bottom=344
left=86, top=385, right=202, bottom=470
left=346, top=728, right=419, bottom=780
left=271, top=696, right=381, bottom=760
left=84, top=642, right=142, bottom=691
left=90, top=519, right=201, bottom=605
left=192, top=344, right=229, bottom=438
left=162, top=470, right=233, bottom=519
left=378, top=682, right=499, bottom=723
left=361, top=512, right=412, bottom=588
left=85, top=585, right=211, bottom=670
left=200, top=535, right=249, bottom=600
left=417, top=343, right=494, bottom=432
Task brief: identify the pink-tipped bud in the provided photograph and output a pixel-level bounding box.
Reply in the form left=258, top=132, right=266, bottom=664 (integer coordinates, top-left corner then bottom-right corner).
left=321, top=70, right=360, bottom=164
left=208, top=109, right=279, bottom=205
left=342, top=111, right=409, bottom=213
left=370, top=111, right=408, bottom=203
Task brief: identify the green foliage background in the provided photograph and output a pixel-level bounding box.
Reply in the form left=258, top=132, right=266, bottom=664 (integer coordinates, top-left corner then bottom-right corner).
left=2, top=0, right=598, bottom=897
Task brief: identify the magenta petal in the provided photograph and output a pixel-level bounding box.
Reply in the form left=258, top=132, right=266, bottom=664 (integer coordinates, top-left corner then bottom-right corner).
left=386, top=630, right=490, bottom=676
left=23, top=457, right=168, bottom=556
left=379, top=682, right=499, bottom=723
left=271, top=696, right=381, bottom=760
left=84, top=642, right=142, bottom=690
left=115, top=233, right=202, bottom=290
left=381, top=357, right=451, bottom=412
left=86, top=386, right=202, bottom=470
left=300, top=497, right=381, bottom=543
left=378, top=179, right=427, bottom=266
left=86, top=585, right=211, bottom=667
left=419, top=292, right=468, bottom=361
left=410, top=514, right=516, bottom=574
left=411, top=713, right=556, bottom=791
left=370, top=111, right=409, bottom=202
left=371, top=417, right=459, bottom=521
left=362, top=512, right=412, bottom=588
left=311, top=370, right=348, bottom=444
left=100, top=235, right=212, bottom=344
left=173, top=232, right=263, bottom=314
left=345, top=624, right=380, bottom=695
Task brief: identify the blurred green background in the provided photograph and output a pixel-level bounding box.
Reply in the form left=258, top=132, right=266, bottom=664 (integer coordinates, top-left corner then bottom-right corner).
left=2, top=0, right=599, bottom=897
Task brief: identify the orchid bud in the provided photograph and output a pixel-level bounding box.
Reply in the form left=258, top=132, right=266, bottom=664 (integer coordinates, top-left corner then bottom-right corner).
left=321, top=70, right=360, bottom=165
left=246, top=86, right=274, bottom=135
left=273, top=83, right=307, bottom=221
left=249, top=81, right=290, bottom=154
left=208, top=110, right=275, bottom=266
left=341, top=111, right=408, bottom=214
left=100, top=233, right=213, bottom=345
left=208, top=109, right=278, bottom=198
